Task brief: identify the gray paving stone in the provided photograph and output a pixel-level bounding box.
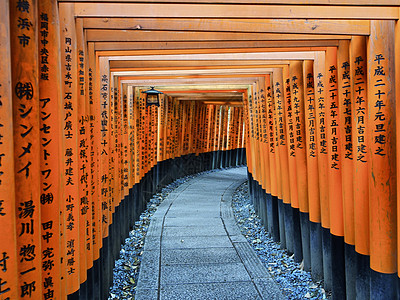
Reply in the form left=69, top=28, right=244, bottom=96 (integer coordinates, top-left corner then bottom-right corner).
left=160, top=282, right=261, bottom=300
left=165, top=211, right=221, bottom=218
left=161, top=235, right=232, bottom=249
left=163, top=216, right=222, bottom=227
left=136, top=250, right=160, bottom=289
left=161, top=247, right=240, bottom=265
left=254, top=278, right=286, bottom=300
left=143, top=236, right=160, bottom=251
left=233, top=242, right=271, bottom=279
left=135, top=288, right=158, bottom=300
left=162, top=225, right=227, bottom=237
left=160, top=263, right=251, bottom=285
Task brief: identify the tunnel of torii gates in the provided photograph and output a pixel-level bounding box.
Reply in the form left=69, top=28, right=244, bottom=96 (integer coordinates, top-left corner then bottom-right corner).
left=2, top=1, right=400, bottom=300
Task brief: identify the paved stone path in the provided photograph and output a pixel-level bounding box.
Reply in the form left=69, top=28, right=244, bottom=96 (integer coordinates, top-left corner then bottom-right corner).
left=135, top=167, right=285, bottom=300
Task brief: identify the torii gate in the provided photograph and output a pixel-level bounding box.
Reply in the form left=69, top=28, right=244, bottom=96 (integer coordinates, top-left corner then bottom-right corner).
left=1, top=1, right=400, bottom=299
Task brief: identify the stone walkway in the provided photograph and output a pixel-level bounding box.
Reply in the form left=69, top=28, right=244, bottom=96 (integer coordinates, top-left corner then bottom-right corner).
left=135, top=167, right=285, bottom=300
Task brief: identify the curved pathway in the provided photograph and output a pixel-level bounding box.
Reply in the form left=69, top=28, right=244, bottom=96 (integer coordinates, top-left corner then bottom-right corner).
left=135, top=167, right=285, bottom=300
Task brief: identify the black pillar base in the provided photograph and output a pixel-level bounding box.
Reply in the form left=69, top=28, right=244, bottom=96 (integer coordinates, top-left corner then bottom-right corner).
left=309, top=221, right=323, bottom=281
left=355, top=252, right=370, bottom=300
left=283, top=203, right=294, bottom=255
left=278, top=200, right=286, bottom=249
left=292, top=208, right=303, bottom=263
left=331, top=234, right=346, bottom=299
left=322, top=227, right=332, bottom=291
left=370, top=269, right=397, bottom=300
left=344, top=243, right=356, bottom=300
left=299, top=212, right=311, bottom=272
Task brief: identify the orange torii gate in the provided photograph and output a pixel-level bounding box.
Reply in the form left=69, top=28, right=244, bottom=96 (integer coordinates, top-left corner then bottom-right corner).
left=1, top=1, right=400, bottom=300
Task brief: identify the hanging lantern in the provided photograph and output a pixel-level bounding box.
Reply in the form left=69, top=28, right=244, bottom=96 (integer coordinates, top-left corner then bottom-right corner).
left=142, top=87, right=163, bottom=107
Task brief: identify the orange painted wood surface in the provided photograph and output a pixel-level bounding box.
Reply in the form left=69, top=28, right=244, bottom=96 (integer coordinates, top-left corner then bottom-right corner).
left=368, top=20, right=397, bottom=274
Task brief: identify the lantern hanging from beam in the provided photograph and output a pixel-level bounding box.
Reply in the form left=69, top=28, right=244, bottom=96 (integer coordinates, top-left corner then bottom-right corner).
left=142, top=87, right=163, bottom=107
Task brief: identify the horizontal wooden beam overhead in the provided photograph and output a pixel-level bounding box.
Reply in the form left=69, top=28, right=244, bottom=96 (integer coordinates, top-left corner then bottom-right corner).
left=120, top=77, right=262, bottom=86
left=72, top=3, right=399, bottom=20
left=82, top=18, right=370, bottom=35
left=85, top=29, right=351, bottom=42
left=112, top=68, right=275, bottom=77
left=105, top=52, right=316, bottom=61
left=93, top=40, right=340, bottom=51
left=60, top=0, right=400, bottom=5
left=96, top=47, right=327, bottom=57
left=109, top=60, right=290, bottom=70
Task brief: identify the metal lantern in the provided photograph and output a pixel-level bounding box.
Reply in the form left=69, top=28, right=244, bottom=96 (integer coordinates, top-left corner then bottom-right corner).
left=142, top=87, right=163, bottom=107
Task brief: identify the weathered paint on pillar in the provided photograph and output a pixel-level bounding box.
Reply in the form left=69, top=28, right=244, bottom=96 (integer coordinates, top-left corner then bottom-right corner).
left=38, top=0, right=63, bottom=298
left=303, top=60, right=320, bottom=223
left=0, top=2, right=18, bottom=298
left=10, top=0, right=43, bottom=297
left=368, top=20, right=397, bottom=274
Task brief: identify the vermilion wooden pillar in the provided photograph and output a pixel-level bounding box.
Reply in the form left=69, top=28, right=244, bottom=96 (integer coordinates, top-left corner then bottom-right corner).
left=87, top=42, right=101, bottom=266
left=0, top=2, right=18, bottom=299
left=289, top=61, right=308, bottom=215
left=59, top=3, right=80, bottom=295
left=303, top=59, right=323, bottom=281
left=38, top=0, right=63, bottom=298
left=283, top=65, right=296, bottom=256
left=76, top=17, right=88, bottom=290
left=350, top=34, right=370, bottom=300
left=283, top=65, right=298, bottom=209
left=313, top=51, right=332, bottom=291
left=326, top=46, right=346, bottom=299
left=368, top=20, right=397, bottom=299
left=272, top=69, right=288, bottom=249
left=337, top=39, right=356, bottom=300
left=273, top=69, right=290, bottom=208
left=98, top=57, right=110, bottom=241
left=396, top=10, right=400, bottom=285
left=289, top=61, right=308, bottom=265
left=303, top=60, right=320, bottom=225
left=10, top=0, right=43, bottom=298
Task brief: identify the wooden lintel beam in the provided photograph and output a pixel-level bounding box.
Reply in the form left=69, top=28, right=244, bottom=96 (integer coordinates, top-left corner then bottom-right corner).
left=120, top=77, right=261, bottom=85
left=72, top=3, right=399, bottom=20
left=104, top=52, right=314, bottom=62
left=109, top=60, right=290, bottom=70
left=161, top=89, right=247, bottom=94
left=60, top=0, right=400, bottom=6
left=85, top=29, right=351, bottom=42
left=119, top=74, right=267, bottom=80
left=93, top=40, right=340, bottom=51
left=97, top=47, right=327, bottom=57
left=82, top=18, right=370, bottom=35
left=110, top=65, right=287, bottom=72
left=112, top=68, right=275, bottom=77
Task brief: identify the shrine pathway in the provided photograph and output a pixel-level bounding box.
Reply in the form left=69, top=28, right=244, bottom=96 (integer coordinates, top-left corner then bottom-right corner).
left=135, top=167, right=285, bottom=300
